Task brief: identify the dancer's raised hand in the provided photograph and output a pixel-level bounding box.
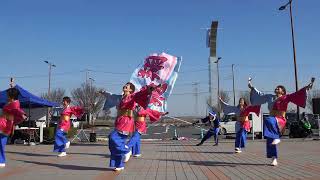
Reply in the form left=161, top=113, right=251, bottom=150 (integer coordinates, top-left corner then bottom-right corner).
left=306, top=77, right=315, bottom=90
left=248, top=77, right=253, bottom=89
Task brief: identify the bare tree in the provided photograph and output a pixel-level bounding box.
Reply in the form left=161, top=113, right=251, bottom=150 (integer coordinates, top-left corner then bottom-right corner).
left=239, top=90, right=250, bottom=105
left=220, top=90, right=230, bottom=103
left=71, top=83, right=105, bottom=125
left=206, top=90, right=231, bottom=116
left=306, top=89, right=320, bottom=112
left=41, top=88, right=66, bottom=103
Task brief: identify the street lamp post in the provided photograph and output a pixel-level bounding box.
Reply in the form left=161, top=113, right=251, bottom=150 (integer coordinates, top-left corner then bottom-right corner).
left=44, top=60, right=56, bottom=98
left=44, top=60, right=56, bottom=127
left=279, top=0, right=300, bottom=119
left=214, top=57, right=222, bottom=116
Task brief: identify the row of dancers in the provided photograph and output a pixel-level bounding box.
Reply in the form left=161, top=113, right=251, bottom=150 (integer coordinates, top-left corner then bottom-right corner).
left=0, top=77, right=315, bottom=170
left=194, top=77, right=314, bottom=166
left=0, top=89, right=84, bottom=167
left=0, top=81, right=163, bottom=170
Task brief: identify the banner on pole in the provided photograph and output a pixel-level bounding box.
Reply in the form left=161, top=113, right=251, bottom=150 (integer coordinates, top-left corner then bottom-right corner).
left=130, top=52, right=181, bottom=113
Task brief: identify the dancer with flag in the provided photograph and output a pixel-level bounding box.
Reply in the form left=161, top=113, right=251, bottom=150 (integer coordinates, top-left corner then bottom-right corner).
left=107, top=82, right=160, bottom=171
left=219, top=97, right=260, bottom=153
left=125, top=53, right=181, bottom=161
left=99, top=91, right=165, bottom=160
left=249, top=77, right=314, bottom=166
left=53, top=96, right=84, bottom=157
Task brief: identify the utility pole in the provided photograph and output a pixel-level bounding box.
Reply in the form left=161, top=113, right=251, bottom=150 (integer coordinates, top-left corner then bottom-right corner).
left=192, top=82, right=199, bottom=116
left=214, top=57, right=222, bottom=116
left=44, top=60, right=56, bottom=127
left=85, top=69, right=90, bottom=85
left=83, top=69, right=91, bottom=124
left=232, top=64, right=236, bottom=106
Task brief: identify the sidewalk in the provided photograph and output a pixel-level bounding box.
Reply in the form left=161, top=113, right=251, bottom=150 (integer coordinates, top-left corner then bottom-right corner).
left=0, top=140, right=319, bottom=180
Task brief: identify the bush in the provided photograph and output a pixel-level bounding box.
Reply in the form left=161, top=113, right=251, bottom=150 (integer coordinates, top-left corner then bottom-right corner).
left=42, top=127, right=79, bottom=144
left=43, top=127, right=56, bottom=143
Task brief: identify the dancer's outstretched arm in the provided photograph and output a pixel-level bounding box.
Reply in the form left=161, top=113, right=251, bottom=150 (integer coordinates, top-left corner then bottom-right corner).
left=286, top=78, right=315, bottom=108
left=248, top=78, right=273, bottom=105
left=219, top=97, right=239, bottom=115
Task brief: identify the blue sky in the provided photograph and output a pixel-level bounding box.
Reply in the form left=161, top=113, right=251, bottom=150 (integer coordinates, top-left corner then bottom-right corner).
left=0, top=0, right=319, bottom=116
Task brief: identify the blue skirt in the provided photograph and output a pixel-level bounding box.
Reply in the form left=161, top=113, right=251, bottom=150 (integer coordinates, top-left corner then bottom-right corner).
left=264, top=116, right=280, bottom=139
left=53, top=129, right=68, bottom=152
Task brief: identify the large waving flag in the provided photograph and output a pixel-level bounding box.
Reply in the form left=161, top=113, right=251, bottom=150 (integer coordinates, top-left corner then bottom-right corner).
left=130, top=52, right=181, bottom=113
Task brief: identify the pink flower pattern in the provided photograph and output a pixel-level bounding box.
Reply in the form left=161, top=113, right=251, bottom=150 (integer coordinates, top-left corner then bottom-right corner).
left=138, top=56, right=168, bottom=81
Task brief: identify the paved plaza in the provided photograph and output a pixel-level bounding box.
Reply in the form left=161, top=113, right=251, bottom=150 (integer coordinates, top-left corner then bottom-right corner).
left=0, top=139, right=320, bottom=180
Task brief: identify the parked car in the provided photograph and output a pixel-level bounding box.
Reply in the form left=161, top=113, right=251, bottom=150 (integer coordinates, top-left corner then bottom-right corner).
left=220, top=113, right=262, bottom=135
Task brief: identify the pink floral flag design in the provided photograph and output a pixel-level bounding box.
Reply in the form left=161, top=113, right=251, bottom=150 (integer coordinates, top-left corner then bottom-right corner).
left=130, top=52, right=181, bottom=113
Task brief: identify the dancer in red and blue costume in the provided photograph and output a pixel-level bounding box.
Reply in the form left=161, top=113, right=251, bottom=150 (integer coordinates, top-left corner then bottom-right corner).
left=249, top=77, right=314, bottom=166
left=194, top=110, right=220, bottom=146
left=53, top=96, right=84, bottom=157
left=0, top=87, right=27, bottom=168
left=220, top=97, right=260, bottom=153
left=108, top=82, right=159, bottom=171
left=125, top=106, right=167, bottom=159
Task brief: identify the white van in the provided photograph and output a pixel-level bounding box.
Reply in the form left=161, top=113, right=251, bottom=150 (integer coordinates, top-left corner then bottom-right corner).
left=220, top=113, right=262, bottom=136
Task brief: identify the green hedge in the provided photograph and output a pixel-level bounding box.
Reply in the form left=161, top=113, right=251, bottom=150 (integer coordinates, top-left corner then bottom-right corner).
left=43, top=127, right=56, bottom=142
left=43, top=127, right=78, bottom=143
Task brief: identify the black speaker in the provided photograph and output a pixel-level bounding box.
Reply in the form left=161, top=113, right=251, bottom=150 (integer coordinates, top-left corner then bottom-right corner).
left=312, top=98, right=320, bottom=114
left=90, top=133, right=96, bottom=142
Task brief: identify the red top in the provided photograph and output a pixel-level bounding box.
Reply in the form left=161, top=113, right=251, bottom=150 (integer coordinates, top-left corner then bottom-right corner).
left=59, top=106, right=84, bottom=132
left=240, top=105, right=261, bottom=117
left=240, top=105, right=261, bottom=132
left=115, top=86, right=150, bottom=133
left=0, top=100, right=25, bottom=135
left=135, top=108, right=161, bottom=133
left=272, top=87, right=307, bottom=111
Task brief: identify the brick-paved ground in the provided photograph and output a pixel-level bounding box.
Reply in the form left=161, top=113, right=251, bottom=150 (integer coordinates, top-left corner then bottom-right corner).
left=0, top=139, right=319, bottom=180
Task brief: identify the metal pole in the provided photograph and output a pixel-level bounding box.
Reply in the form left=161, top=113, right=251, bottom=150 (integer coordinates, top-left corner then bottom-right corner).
left=208, top=57, right=213, bottom=107
left=289, top=1, right=300, bottom=120
left=86, top=70, right=89, bottom=85
left=48, top=64, right=51, bottom=97
left=318, top=117, right=320, bottom=140
left=217, top=61, right=220, bottom=117
left=192, top=82, right=199, bottom=116
left=252, top=119, right=255, bottom=141
left=232, top=64, right=236, bottom=106
left=261, top=110, right=264, bottom=140
left=47, top=63, right=51, bottom=128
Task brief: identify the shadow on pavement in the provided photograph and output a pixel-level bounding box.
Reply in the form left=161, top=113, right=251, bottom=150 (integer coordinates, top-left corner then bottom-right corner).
left=154, top=158, right=268, bottom=167
left=68, top=152, right=110, bottom=158
left=70, top=143, right=107, bottom=147
left=16, top=160, right=113, bottom=171
left=158, top=150, right=235, bottom=154
left=7, top=151, right=57, bottom=157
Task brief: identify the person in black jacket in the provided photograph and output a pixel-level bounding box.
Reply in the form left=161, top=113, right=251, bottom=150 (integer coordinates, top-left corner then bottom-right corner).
left=193, top=110, right=220, bottom=146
